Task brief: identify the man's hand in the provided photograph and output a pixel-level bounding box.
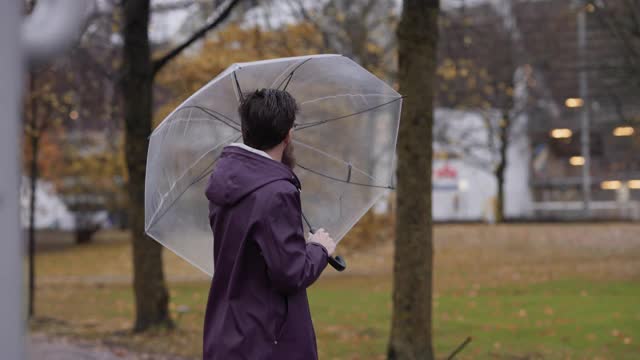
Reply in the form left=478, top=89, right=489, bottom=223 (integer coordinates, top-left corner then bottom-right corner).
left=308, top=228, right=336, bottom=256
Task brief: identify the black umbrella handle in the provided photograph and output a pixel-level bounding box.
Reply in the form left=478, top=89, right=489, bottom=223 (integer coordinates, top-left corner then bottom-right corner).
left=328, top=255, right=347, bottom=272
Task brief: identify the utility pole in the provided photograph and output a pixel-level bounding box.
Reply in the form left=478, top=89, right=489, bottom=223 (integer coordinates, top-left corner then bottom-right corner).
left=577, top=0, right=592, bottom=216
left=0, top=1, right=24, bottom=358
left=0, top=1, right=94, bottom=358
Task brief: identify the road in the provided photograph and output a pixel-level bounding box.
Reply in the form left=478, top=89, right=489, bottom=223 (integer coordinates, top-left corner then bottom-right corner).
left=28, top=334, right=187, bottom=360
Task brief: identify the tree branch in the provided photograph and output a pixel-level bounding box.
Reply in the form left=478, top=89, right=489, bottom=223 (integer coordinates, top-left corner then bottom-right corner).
left=152, top=0, right=197, bottom=13
left=75, top=46, right=119, bottom=82
left=151, top=0, right=241, bottom=77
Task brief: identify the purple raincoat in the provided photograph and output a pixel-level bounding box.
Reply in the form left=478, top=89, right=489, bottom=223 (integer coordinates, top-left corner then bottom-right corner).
left=203, top=145, right=329, bottom=360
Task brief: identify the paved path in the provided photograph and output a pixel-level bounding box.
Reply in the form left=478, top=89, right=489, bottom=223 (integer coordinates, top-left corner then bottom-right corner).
left=28, top=334, right=187, bottom=360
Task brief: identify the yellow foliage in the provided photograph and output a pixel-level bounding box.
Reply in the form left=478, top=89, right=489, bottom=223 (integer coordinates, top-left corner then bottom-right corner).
left=437, top=60, right=457, bottom=80
left=49, top=132, right=128, bottom=213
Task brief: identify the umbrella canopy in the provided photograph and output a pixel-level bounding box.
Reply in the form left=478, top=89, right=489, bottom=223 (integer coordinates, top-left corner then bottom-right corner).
left=145, top=54, right=402, bottom=276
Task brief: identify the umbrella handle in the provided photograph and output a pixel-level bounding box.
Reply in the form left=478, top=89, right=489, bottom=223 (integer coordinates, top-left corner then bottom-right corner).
left=328, top=255, right=347, bottom=272
left=305, top=221, right=346, bottom=272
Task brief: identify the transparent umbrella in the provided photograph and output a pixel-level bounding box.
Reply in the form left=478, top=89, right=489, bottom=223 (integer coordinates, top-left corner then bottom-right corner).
left=145, top=54, right=402, bottom=276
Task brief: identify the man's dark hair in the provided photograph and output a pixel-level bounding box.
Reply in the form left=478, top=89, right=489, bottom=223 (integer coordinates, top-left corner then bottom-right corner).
left=238, top=88, right=298, bottom=150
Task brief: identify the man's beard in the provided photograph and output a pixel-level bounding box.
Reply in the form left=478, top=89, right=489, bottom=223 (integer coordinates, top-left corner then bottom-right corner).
left=282, top=141, right=296, bottom=169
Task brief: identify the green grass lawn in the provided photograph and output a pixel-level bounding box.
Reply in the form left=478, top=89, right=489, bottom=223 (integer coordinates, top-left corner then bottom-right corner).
left=31, top=225, right=640, bottom=359
left=310, top=277, right=640, bottom=360
left=33, top=276, right=640, bottom=359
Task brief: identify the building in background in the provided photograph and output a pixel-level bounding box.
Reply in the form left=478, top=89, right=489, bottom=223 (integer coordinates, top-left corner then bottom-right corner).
left=515, top=0, right=640, bottom=220
left=439, top=0, right=640, bottom=221
left=432, top=109, right=533, bottom=222
left=20, top=177, right=75, bottom=230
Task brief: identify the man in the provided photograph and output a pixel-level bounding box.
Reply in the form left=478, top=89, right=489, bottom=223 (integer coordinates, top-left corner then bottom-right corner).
left=203, top=88, right=336, bottom=359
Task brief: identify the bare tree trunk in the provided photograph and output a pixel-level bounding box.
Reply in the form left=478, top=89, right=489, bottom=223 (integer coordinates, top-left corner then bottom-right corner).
left=388, top=1, right=439, bottom=359
left=27, top=75, right=39, bottom=318
left=495, top=112, right=510, bottom=223
left=28, top=134, right=39, bottom=317
left=122, top=0, right=171, bottom=332
left=75, top=225, right=101, bottom=244
left=120, top=0, right=239, bottom=332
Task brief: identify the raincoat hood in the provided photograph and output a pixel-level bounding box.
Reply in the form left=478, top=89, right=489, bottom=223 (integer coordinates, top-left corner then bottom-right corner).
left=205, top=145, right=300, bottom=207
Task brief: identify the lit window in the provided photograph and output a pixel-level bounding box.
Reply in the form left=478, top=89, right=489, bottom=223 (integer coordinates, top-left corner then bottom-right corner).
left=565, top=98, right=584, bottom=108
left=569, top=156, right=584, bottom=166
left=550, top=128, right=572, bottom=139
left=601, top=180, right=622, bottom=190
left=613, top=126, right=634, bottom=137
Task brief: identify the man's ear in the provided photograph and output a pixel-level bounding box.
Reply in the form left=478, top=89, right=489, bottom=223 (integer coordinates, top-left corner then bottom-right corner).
left=285, top=128, right=294, bottom=144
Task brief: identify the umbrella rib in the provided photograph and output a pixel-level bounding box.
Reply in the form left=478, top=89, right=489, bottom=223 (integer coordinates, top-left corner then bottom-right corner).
left=233, top=71, right=244, bottom=102
left=293, top=141, right=378, bottom=182
left=146, top=134, right=242, bottom=230
left=277, top=57, right=313, bottom=91
left=180, top=105, right=241, bottom=131
left=297, top=163, right=394, bottom=190
left=146, top=160, right=217, bottom=231
left=294, top=96, right=404, bottom=131
left=300, top=93, right=395, bottom=106
left=301, top=211, right=315, bottom=233
left=187, top=105, right=238, bottom=124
